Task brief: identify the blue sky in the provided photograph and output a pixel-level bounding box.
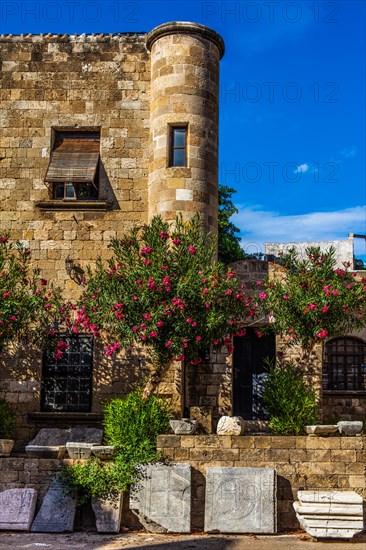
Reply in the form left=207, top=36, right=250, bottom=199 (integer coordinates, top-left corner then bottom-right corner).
left=1, top=0, right=365, bottom=260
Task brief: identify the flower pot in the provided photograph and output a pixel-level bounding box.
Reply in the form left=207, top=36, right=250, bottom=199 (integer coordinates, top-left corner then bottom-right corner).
left=0, top=439, right=14, bottom=457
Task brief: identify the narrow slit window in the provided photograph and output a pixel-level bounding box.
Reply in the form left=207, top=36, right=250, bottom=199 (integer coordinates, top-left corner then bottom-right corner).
left=169, top=127, right=187, bottom=167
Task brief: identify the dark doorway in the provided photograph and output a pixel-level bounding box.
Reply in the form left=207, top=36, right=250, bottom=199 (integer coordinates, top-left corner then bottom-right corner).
left=233, top=328, right=275, bottom=419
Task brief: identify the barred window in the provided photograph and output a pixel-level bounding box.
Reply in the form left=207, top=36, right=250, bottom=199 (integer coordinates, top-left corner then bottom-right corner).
left=323, top=337, right=366, bottom=391
left=41, top=334, right=93, bottom=412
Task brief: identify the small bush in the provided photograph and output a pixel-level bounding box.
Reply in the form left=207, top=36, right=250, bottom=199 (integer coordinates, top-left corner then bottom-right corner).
left=0, top=398, right=16, bottom=439
left=262, top=360, right=318, bottom=435
left=62, top=388, right=172, bottom=504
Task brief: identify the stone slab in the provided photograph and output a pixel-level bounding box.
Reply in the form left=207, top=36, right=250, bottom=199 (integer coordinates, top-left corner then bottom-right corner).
left=66, top=442, right=93, bottom=460
left=294, top=490, right=364, bottom=539
left=91, top=493, right=123, bottom=533
left=169, top=419, right=198, bottom=435
left=205, top=467, right=277, bottom=534
left=31, top=479, right=76, bottom=533
left=27, top=428, right=103, bottom=446
left=305, top=425, right=339, bottom=436
left=130, top=463, right=191, bottom=533
left=25, top=445, right=66, bottom=459
left=0, top=489, right=37, bottom=531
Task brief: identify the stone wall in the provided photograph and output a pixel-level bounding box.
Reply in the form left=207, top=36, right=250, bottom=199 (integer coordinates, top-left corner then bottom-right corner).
left=157, top=434, right=366, bottom=531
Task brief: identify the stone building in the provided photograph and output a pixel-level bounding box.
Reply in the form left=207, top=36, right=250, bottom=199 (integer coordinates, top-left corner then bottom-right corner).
left=1, top=21, right=365, bottom=446
left=0, top=21, right=229, bottom=444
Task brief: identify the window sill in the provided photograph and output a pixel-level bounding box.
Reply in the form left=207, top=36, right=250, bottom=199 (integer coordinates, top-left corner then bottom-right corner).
left=28, top=412, right=103, bottom=423
left=35, top=200, right=112, bottom=211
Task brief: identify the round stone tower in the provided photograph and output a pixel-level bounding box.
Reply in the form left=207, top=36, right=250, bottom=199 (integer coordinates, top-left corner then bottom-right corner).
left=146, top=22, right=225, bottom=234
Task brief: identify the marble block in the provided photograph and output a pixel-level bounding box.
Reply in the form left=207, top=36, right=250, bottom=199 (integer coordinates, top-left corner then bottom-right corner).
left=216, top=416, right=245, bottom=436
left=92, top=446, right=116, bottom=460
left=0, top=489, right=37, bottom=530
left=26, top=428, right=102, bottom=458
left=66, top=442, right=93, bottom=460
left=130, top=463, right=191, bottom=533
left=92, top=493, right=123, bottom=533
left=205, top=467, right=277, bottom=533
left=337, top=421, right=363, bottom=436
left=305, top=425, right=339, bottom=436
left=31, top=479, right=76, bottom=532
left=169, top=419, right=198, bottom=435
left=294, top=490, right=364, bottom=539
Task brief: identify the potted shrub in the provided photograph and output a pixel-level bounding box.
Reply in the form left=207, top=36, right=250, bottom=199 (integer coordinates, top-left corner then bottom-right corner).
left=0, top=398, right=16, bottom=456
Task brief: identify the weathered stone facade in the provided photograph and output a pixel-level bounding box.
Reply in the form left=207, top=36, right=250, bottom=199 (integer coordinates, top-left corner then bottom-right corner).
left=0, top=22, right=224, bottom=443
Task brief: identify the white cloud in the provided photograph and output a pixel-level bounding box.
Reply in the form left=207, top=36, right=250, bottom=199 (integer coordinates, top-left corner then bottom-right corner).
left=295, top=163, right=310, bottom=174
left=233, top=205, right=366, bottom=258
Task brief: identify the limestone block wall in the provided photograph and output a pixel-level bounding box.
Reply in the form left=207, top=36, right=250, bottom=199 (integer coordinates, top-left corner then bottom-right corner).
left=157, top=434, right=366, bottom=531
left=0, top=33, right=150, bottom=301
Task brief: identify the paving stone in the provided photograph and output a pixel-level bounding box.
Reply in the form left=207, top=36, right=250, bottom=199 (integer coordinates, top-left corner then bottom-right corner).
left=293, top=490, right=364, bottom=539
left=0, top=488, right=37, bottom=530
left=31, top=479, right=76, bottom=532
left=91, top=493, right=123, bottom=533
left=205, top=467, right=277, bottom=533
left=130, top=463, right=191, bottom=533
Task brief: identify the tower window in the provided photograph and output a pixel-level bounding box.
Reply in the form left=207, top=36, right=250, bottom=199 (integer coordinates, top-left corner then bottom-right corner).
left=169, top=126, right=187, bottom=167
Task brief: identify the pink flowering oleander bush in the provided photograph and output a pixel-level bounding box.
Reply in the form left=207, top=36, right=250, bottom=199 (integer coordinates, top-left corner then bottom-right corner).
left=0, top=233, right=64, bottom=351
left=258, top=246, right=366, bottom=354
left=75, top=214, right=256, bottom=394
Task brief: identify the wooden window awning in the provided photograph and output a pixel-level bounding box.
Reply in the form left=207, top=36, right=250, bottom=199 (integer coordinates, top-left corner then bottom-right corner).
left=45, top=138, right=100, bottom=184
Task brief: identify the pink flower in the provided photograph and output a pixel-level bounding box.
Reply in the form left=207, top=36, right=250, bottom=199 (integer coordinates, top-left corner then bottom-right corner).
left=159, top=232, right=169, bottom=239
left=192, top=322, right=197, bottom=327
left=254, top=328, right=263, bottom=338
left=143, top=259, right=151, bottom=266
left=332, top=290, right=339, bottom=296
left=157, top=321, right=164, bottom=327
left=196, top=336, right=202, bottom=342
left=203, top=288, right=209, bottom=295
left=149, top=331, right=158, bottom=338
left=309, top=303, right=317, bottom=310
left=54, top=350, right=63, bottom=360
left=205, top=302, right=211, bottom=309
left=188, top=245, right=197, bottom=255
left=3, top=292, right=9, bottom=298
left=143, top=313, right=152, bottom=320
left=213, top=339, right=219, bottom=345
left=140, top=323, right=146, bottom=329
left=283, top=294, right=290, bottom=300
left=316, top=329, right=328, bottom=339
left=114, top=302, right=124, bottom=309
left=140, top=246, right=153, bottom=256
left=23, top=249, right=31, bottom=256
left=186, top=318, right=192, bottom=324
left=165, top=340, right=173, bottom=349
left=133, top=295, right=138, bottom=301
left=0, top=235, right=8, bottom=244
left=174, top=355, right=185, bottom=361
left=259, top=292, right=267, bottom=300
left=40, top=279, right=47, bottom=286
left=162, top=265, right=169, bottom=271
left=172, top=238, right=181, bottom=246
left=225, top=289, right=233, bottom=296
left=322, top=305, right=329, bottom=313
left=34, top=290, right=41, bottom=296
left=227, top=272, right=235, bottom=279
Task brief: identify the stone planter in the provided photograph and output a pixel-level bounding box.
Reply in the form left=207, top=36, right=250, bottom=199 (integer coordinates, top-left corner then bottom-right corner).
left=0, top=439, right=14, bottom=457
left=91, top=493, right=123, bottom=533
left=66, top=442, right=93, bottom=460
left=216, top=416, right=245, bottom=436
left=169, top=419, right=198, bottom=435
left=91, top=446, right=116, bottom=460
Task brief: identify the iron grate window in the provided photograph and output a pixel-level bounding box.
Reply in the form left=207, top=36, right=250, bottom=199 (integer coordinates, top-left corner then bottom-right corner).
left=41, top=334, right=93, bottom=412
left=323, top=337, right=366, bottom=391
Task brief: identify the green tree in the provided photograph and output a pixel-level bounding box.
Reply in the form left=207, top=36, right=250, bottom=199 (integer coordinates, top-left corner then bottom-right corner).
left=75, top=214, right=255, bottom=396
left=258, top=246, right=366, bottom=362
left=218, top=185, right=245, bottom=264
left=0, top=233, right=63, bottom=351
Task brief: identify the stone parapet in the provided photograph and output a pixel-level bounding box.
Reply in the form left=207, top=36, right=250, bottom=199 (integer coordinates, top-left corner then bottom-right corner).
left=157, top=435, right=366, bottom=531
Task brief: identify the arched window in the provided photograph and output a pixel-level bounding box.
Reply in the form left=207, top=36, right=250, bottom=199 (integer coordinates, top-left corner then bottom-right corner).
left=323, top=337, right=366, bottom=391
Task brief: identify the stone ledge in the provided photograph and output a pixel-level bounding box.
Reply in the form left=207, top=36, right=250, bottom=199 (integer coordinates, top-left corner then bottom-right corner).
left=35, top=200, right=112, bottom=211
left=27, top=412, right=103, bottom=424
